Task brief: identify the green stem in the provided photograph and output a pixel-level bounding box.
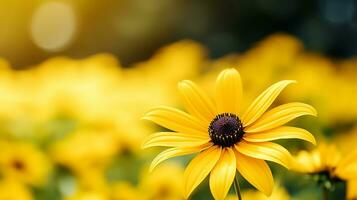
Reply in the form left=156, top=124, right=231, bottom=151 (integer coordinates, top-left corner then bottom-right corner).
left=323, top=186, right=329, bottom=200
left=234, top=174, right=243, bottom=200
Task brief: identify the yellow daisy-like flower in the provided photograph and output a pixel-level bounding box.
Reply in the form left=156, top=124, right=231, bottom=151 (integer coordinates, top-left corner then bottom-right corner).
left=293, top=143, right=357, bottom=199
left=0, top=141, right=51, bottom=187
left=139, top=162, right=184, bottom=200
left=293, top=143, right=357, bottom=183
left=0, top=179, right=34, bottom=200
left=142, top=68, right=317, bottom=200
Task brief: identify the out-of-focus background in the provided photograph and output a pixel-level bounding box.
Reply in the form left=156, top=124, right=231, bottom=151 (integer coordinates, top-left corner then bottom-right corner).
left=0, top=0, right=356, bottom=200
left=2, top=0, right=357, bottom=68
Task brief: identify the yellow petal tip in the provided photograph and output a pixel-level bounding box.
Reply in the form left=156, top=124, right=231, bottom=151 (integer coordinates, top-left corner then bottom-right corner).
left=305, top=104, right=318, bottom=116
left=149, top=163, right=158, bottom=173
left=141, top=109, right=155, bottom=120
left=310, top=137, right=317, bottom=146
left=286, top=161, right=293, bottom=170
left=302, top=104, right=318, bottom=117
left=178, top=79, right=190, bottom=85
left=266, top=190, right=273, bottom=197
left=177, top=80, right=187, bottom=88
left=221, top=67, right=238, bottom=74
left=312, top=110, right=318, bottom=117
left=148, top=167, right=154, bottom=173
left=140, top=116, right=151, bottom=121
left=182, top=188, right=191, bottom=200
left=261, top=186, right=273, bottom=197
left=140, top=141, right=149, bottom=149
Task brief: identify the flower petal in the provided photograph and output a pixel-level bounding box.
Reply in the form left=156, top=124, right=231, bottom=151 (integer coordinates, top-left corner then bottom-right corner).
left=183, top=146, right=221, bottom=199
left=335, top=149, right=357, bottom=180
left=235, top=141, right=292, bottom=169
left=347, top=180, right=357, bottom=199
left=215, top=68, right=243, bottom=114
left=292, top=150, right=320, bottom=173
left=142, top=132, right=210, bottom=148
left=178, top=80, right=216, bottom=123
left=243, top=126, right=316, bottom=145
left=245, top=102, right=317, bottom=133
left=149, top=143, right=212, bottom=172
left=143, top=106, right=207, bottom=136
left=209, top=148, right=236, bottom=200
left=234, top=150, right=274, bottom=196
left=242, top=80, right=296, bottom=126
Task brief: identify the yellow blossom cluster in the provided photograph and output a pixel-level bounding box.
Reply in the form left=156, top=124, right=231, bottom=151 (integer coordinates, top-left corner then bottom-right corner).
left=0, top=34, right=356, bottom=200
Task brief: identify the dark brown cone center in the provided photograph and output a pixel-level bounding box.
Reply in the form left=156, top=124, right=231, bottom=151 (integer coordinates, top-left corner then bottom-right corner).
left=208, top=113, right=244, bottom=147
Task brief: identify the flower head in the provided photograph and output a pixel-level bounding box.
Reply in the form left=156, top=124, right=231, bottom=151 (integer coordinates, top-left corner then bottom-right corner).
left=142, top=68, right=317, bottom=200
left=293, top=143, right=357, bottom=184
left=0, top=179, right=33, bottom=200
left=293, top=143, right=357, bottom=199
left=0, top=141, right=51, bottom=187
left=139, top=162, right=184, bottom=200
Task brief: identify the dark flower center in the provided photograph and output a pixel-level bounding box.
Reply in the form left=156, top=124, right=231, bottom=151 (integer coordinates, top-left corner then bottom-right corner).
left=12, top=159, right=25, bottom=171
left=208, top=113, right=244, bottom=147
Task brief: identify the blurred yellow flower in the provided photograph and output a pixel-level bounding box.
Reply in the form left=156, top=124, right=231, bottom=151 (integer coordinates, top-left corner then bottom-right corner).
left=143, top=68, right=316, bottom=199
left=0, top=140, right=51, bottom=187
left=226, top=185, right=291, bottom=200
left=0, top=60, right=40, bottom=122
left=109, top=41, right=209, bottom=153
left=32, top=54, right=122, bottom=122
left=111, top=181, right=144, bottom=200
left=117, top=40, right=208, bottom=122
left=293, top=143, right=357, bottom=181
left=129, top=40, right=207, bottom=84
left=348, top=180, right=357, bottom=200
left=65, top=191, right=108, bottom=200
left=199, top=34, right=357, bottom=126
left=197, top=34, right=303, bottom=110
left=0, top=33, right=355, bottom=200
left=236, top=33, right=303, bottom=96
left=139, top=162, right=184, bottom=200
left=75, top=168, right=109, bottom=194
left=0, top=179, right=33, bottom=200
left=50, top=129, right=119, bottom=172
left=335, top=126, right=357, bottom=155
left=281, top=54, right=344, bottom=124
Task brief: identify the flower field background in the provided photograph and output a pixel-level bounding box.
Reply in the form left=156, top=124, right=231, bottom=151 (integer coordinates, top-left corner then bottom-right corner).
left=0, top=1, right=356, bottom=200
left=0, top=35, right=356, bottom=200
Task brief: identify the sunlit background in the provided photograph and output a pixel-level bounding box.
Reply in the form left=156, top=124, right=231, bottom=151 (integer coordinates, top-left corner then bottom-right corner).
left=0, top=0, right=356, bottom=200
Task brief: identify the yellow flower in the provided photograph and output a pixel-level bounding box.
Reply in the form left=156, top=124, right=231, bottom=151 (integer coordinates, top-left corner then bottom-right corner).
left=33, top=54, right=122, bottom=122
left=50, top=129, right=119, bottom=172
left=293, top=143, right=357, bottom=182
left=0, top=179, right=33, bottom=200
left=129, top=40, right=207, bottom=84
left=226, top=185, right=291, bottom=200
left=65, top=191, right=108, bottom=200
left=0, top=140, right=51, bottom=187
left=138, top=162, right=184, bottom=200
left=335, top=126, right=357, bottom=155
left=75, top=168, right=109, bottom=194
left=142, top=68, right=316, bottom=200
left=111, top=181, right=144, bottom=200
left=348, top=180, right=357, bottom=200
left=198, top=34, right=357, bottom=126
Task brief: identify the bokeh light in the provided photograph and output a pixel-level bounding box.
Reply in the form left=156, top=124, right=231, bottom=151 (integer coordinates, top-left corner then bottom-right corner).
left=30, top=1, right=77, bottom=52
